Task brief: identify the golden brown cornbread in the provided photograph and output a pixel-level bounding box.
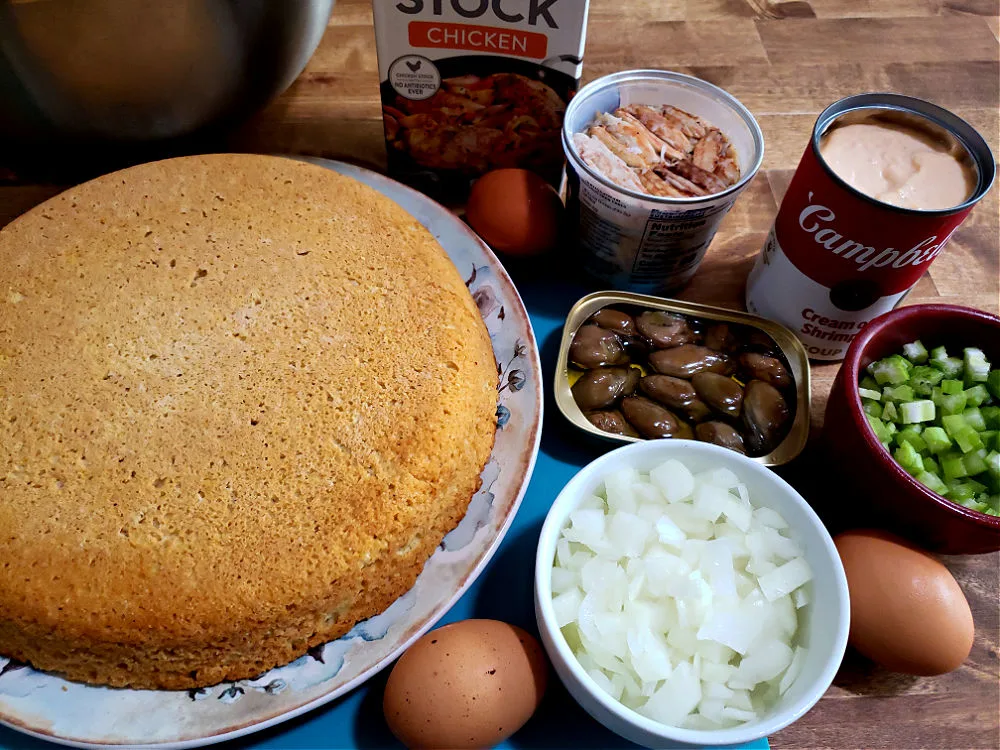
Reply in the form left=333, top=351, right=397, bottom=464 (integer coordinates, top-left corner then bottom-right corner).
left=0, top=154, right=497, bottom=690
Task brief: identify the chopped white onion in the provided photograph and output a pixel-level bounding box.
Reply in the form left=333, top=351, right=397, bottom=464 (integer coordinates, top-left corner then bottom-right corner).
left=793, top=585, right=810, bottom=610
left=753, top=506, right=789, bottom=529
left=552, top=456, right=812, bottom=729
left=692, top=483, right=729, bottom=522
left=651, top=459, right=695, bottom=502
left=640, top=660, right=701, bottom=726
left=587, top=667, right=621, bottom=700
left=550, top=566, right=579, bottom=594
left=654, top=513, right=687, bottom=548
left=552, top=588, right=582, bottom=628
left=779, top=645, right=807, bottom=695
left=608, top=511, right=650, bottom=558
left=758, top=557, right=813, bottom=602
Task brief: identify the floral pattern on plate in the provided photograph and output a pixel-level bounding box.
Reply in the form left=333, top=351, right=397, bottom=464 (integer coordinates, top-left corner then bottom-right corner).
left=0, top=159, right=542, bottom=749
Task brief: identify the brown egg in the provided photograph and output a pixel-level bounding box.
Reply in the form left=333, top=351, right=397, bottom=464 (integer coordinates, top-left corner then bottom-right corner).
left=466, top=169, right=563, bottom=256
left=383, top=619, right=548, bottom=749
left=835, top=529, right=974, bottom=676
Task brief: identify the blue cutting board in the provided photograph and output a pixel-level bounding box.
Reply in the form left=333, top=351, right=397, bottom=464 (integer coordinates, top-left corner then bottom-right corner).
left=0, top=270, right=768, bottom=750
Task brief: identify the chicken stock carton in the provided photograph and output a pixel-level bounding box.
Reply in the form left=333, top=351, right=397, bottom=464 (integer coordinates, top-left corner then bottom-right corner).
left=373, top=0, right=590, bottom=201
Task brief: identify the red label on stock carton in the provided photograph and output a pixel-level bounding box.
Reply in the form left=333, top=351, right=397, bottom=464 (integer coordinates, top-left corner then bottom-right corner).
left=408, top=21, right=548, bottom=59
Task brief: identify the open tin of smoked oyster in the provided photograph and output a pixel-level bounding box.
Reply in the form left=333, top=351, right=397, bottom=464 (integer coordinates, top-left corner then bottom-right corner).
left=555, top=291, right=811, bottom=466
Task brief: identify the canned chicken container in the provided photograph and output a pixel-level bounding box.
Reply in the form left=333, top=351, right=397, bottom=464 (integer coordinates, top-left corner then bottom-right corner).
left=563, top=70, right=764, bottom=294
left=554, top=291, right=811, bottom=467
left=746, top=93, right=996, bottom=361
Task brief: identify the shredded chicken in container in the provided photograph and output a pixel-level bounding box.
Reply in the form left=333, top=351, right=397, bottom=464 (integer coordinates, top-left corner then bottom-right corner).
left=573, top=105, right=741, bottom=198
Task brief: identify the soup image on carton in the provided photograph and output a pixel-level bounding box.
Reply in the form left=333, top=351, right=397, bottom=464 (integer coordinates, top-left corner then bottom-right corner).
left=373, top=0, right=591, bottom=201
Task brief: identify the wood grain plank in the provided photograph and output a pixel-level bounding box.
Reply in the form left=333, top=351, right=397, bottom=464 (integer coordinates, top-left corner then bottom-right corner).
left=588, top=0, right=685, bottom=21
left=297, top=23, right=380, bottom=83
left=757, top=16, right=999, bottom=63
left=665, top=60, right=998, bottom=114
left=792, top=0, right=940, bottom=17
left=228, top=115, right=388, bottom=170
left=685, top=0, right=761, bottom=19
left=988, top=14, right=1000, bottom=40
left=326, top=0, right=373, bottom=26
left=884, top=60, right=1000, bottom=108
left=682, top=63, right=891, bottom=114
left=584, top=19, right=768, bottom=68
left=754, top=114, right=817, bottom=169
left=934, top=0, right=1000, bottom=15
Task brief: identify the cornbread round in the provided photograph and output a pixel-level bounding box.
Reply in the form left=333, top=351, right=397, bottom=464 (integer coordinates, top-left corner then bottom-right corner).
left=0, top=154, right=498, bottom=690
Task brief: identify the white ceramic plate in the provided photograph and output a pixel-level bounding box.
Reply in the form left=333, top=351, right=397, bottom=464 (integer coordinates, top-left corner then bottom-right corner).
left=0, top=158, right=543, bottom=749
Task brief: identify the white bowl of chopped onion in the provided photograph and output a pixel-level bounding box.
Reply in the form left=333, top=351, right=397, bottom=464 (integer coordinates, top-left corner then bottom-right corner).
left=534, top=440, right=849, bottom=747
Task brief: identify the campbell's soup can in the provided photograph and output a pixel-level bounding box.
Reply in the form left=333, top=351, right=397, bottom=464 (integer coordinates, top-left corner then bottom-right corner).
left=746, top=93, right=995, bottom=361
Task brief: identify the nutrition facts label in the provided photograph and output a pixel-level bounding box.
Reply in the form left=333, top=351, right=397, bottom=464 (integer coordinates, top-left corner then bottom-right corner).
left=574, top=173, right=737, bottom=292
left=632, top=205, right=727, bottom=280
left=631, top=209, right=709, bottom=278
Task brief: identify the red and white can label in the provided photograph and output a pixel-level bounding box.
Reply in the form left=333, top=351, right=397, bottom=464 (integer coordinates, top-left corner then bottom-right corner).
left=746, top=142, right=972, bottom=361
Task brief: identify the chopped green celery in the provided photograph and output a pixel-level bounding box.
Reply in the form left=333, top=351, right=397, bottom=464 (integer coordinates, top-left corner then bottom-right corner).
left=942, top=414, right=968, bottom=437
left=860, top=375, right=880, bottom=392
left=882, top=401, right=899, bottom=422
left=915, top=470, right=948, bottom=495
left=929, top=345, right=948, bottom=360
left=982, top=406, right=1000, bottom=430
left=959, top=497, right=990, bottom=513
left=923, top=426, right=952, bottom=454
left=930, top=354, right=964, bottom=378
left=963, top=407, right=986, bottom=431
left=871, top=356, right=911, bottom=385
left=984, top=470, right=1000, bottom=495
left=884, top=420, right=898, bottom=439
left=903, top=340, right=929, bottom=364
left=900, top=399, right=935, bottom=423
left=894, top=441, right=925, bottom=476
left=930, top=387, right=945, bottom=411
left=939, top=392, right=968, bottom=415
left=982, top=431, right=1000, bottom=452
left=863, top=400, right=883, bottom=419
left=986, top=451, right=1000, bottom=481
left=964, top=384, right=990, bottom=407
left=923, top=456, right=941, bottom=475
left=963, top=448, right=989, bottom=476
left=941, top=452, right=968, bottom=480
left=947, top=481, right=978, bottom=504
left=883, top=384, right=915, bottom=402
left=859, top=387, right=881, bottom=401
left=908, top=366, right=944, bottom=396
left=866, top=414, right=893, bottom=444
left=896, top=427, right=927, bottom=452
left=963, top=348, right=990, bottom=384
left=988, top=370, right=1000, bottom=400
left=963, top=478, right=988, bottom=495
left=941, top=379, right=965, bottom=395
left=955, top=426, right=984, bottom=453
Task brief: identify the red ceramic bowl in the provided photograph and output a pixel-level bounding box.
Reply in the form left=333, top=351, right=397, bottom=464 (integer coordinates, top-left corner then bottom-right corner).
left=825, top=304, right=1000, bottom=554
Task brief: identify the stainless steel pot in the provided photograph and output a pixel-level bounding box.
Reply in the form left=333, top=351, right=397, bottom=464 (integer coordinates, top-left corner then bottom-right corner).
left=0, top=0, right=334, bottom=143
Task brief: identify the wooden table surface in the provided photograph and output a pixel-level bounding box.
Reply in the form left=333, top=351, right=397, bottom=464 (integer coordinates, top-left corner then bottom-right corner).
left=1, top=1, right=998, bottom=748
